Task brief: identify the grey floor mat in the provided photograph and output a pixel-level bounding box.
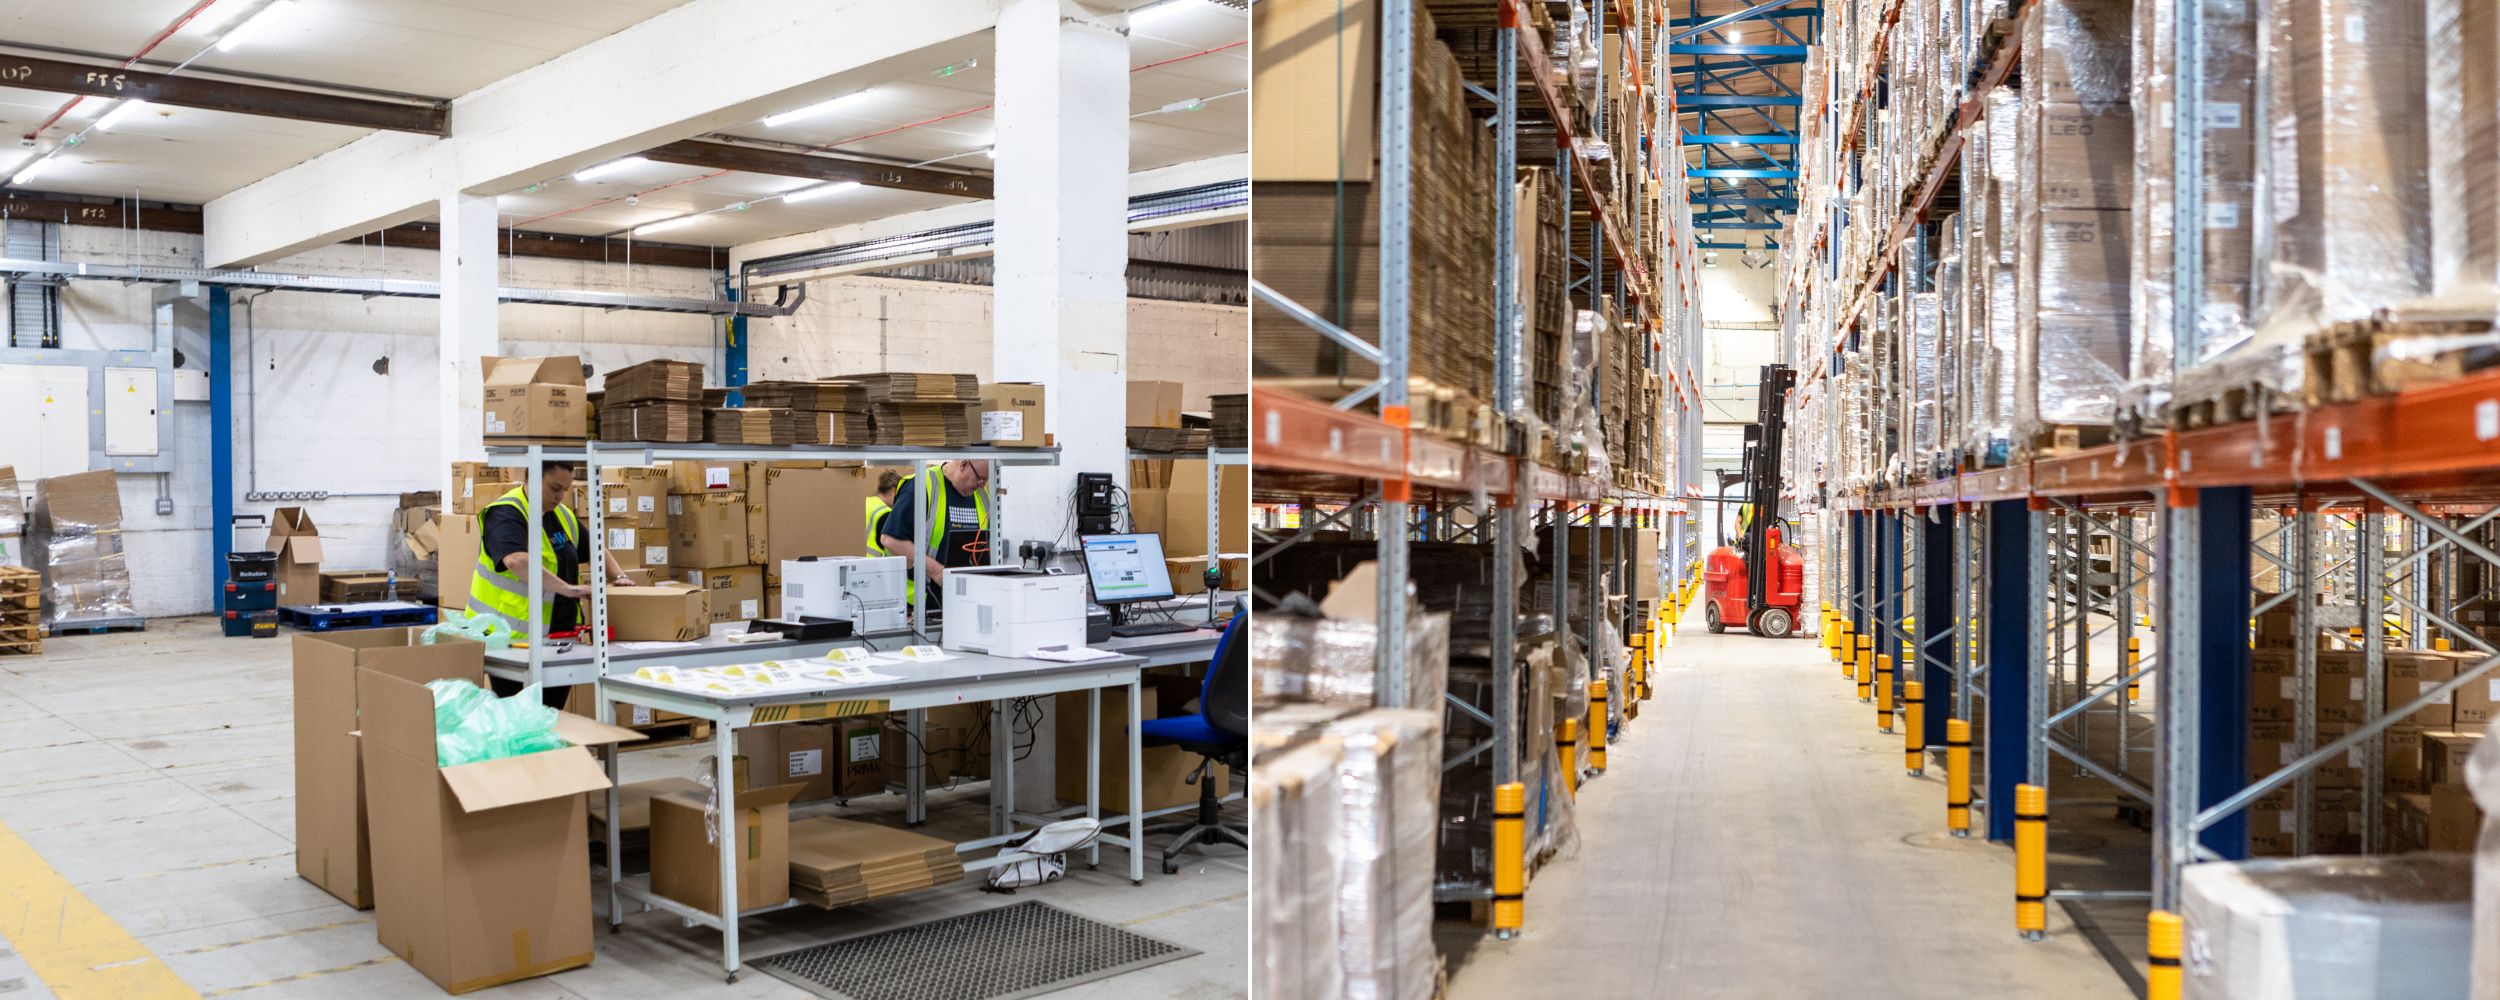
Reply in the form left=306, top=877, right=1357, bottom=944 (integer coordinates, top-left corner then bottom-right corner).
left=753, top=899, right=1200, bottom=1000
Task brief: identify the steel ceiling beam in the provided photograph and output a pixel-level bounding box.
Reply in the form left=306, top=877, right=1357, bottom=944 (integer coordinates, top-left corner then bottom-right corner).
left=643, top=139, right=993, bottom=199
left=1669, top=0, right=1815, bottom=42
left=0, top=54, right=445, bottom=135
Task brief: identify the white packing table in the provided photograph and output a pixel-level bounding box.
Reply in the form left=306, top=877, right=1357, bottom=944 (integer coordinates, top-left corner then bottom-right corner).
left=598, top=647, right=1149, bottom=983
left=482, top=626, right=919, bottom=688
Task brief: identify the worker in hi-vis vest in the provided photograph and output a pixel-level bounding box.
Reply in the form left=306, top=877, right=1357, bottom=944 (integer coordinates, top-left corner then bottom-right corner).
left=471, top=462, right=632, bottom=706
left=877, top=460, right=991, bottom=608
left=864, top=468, right=905, bottom=557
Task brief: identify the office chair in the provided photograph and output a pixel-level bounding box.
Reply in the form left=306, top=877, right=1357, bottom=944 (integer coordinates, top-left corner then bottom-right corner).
left=1138, top=610, right=1248, bottom=874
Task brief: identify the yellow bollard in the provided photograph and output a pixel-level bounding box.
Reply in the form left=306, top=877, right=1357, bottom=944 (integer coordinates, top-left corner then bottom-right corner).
left=1946, top=719, right=1972, bottom=836
left=2126, top=637, right=2143, bottom=703
left=1875, top=654, right=1895, bottom=733
left=2147, top=911, right=2182, bottom=1000
left=1856, top=639, right=1873, bottom=701
left=1493, top=782, right=1526, bottom=938
left=2015, top=784, right=2048, bottom=940
left=1557, top=719, right=1579, bottom=797
left=1586, top=679, right=1609, bottom=773
left=1903, top=681, right=1926, bottom=775
left=1834, top=621, right=1851, bottom=666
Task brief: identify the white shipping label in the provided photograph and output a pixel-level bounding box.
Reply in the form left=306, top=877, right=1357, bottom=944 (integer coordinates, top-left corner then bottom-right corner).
left=2281, top=677, right=2298, bottom=699
left=740, top=599, right=758, bottom=618
left=2347, top=745, right=2364, bottom=766
left=705, top=465, right=732, bottom=489
left=2158, top=99, right=2174, bottom=129
left=631, top=706, right=654, bottom=726
left=980, top=410, right=1023, bottom=440
left=2271, top=117, right=2301, bottom=223
left=485, top=416, right=506, bottom=433
left=669, top=496, right=684, bottom=516
left=2349, top=677, right=2364, bottom=700
left=2426, top=681, right=2451, bottom=704
left=2344, top=14, right=2365, bottom=42
left=848, top=733, right=879, bottom=763
left=2207, top=102, right=2243, bottom=130
left=786, top=748, right=824, bottom=777
left=638, top=496, right=657, bottom=513
left=609, top=528, right=635, bottom=551
left=2477, top=399, right=2498, bottom=441
left=644, top=546, right=668, bottom=565
left=2205, top=201, right=2241, bottom=231
left=2489, top=679, right=2498, bottom=700
left=2279, top=811, right=2295, bottom=832
left=2279, top=742, right=2294, bottom=766
left=610, top=496, right=629, bottom=514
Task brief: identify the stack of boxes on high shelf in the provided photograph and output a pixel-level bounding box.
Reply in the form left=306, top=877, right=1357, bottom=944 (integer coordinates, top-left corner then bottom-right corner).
left=1249, top=0, right=1670, bottom=493
left=1126, top=380, right=1249, bottom=593
left=2248, top=599, right=2497, bottom=856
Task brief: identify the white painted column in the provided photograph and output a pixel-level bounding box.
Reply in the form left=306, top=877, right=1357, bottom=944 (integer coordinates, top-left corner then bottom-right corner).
left=993, top=0, right=1131, bottom=815
left=439, top=191, right=500, bottom=495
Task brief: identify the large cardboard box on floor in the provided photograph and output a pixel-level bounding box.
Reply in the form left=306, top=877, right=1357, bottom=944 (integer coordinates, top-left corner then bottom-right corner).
left=359, top=668, right=642, bottom=994
left=648, top=782, right=805, bottom=914
left=480, top=355, right=587, bottom=443
left=975, top=383, right=1048, bottom=448
left=667, top=493, right=748, bottom=569
left=737, top=721, right=837, bottom=801
left=267, top=506, right=324, bottom=605
left=608, top=583, right=708, bottom=641
left=292, top=627, right=485, bottom=910
left=436, top=511, right=482, bottom=612
left=1054, top=687, right=1228, bottom=811
left=1127, top=380, right=1186, bottom=429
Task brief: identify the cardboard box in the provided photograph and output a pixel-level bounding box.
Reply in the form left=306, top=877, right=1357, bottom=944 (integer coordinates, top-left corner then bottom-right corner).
left=2431, top=782, right=2483, bottom=851
left=1165, top=460, right=1247, bottom=558
left=2035, top=103, right=2137, bottom=208
left=667, top=493, right=748, bottom=570
left=358, top=669, right=641, bottom=994
left=1127, top=487, right=1169, bottom=541
left=836, top=716, right=885, bottom=798
left=2247, top=721, right=2362, bottom=790
left=292, top=628, right=485, bottom=909
left=2454, top=664, right=2500, bottom=727
left=584, top=776, right=706, bottom=844
left=607, top=583, right=709, bottom=641
left=267, top=506, right=324, bottom=605
left=738, top=722, right=837, bottom=802
left=1250, top=0, right=1378, bottom=181
left=319, top=570, right=393, bottom=603
left=975, top=383, right=1048, bottom=448
left=2425, top=730, right=2485, bottom=789
left=1167, top=557, right=1210, bottom=596
left=675, top=565, right=762, bottom=623
left=1054, top=689, right=1229, bottom=811
left=882, top=719, right=957, bottom=787
left=648, top=782, right=805, bottom=914
left=766, top=465, right=891, bottom=579
left=450, top=462, right=521, bottom=516
left=1127, top=380, right=1186, bottom=429
left=666, top=460, right=746, bottom=496
left=601, top=467, right=669, bottom=531
left=480, top=355, right=587, bottom=442
left=436, top=512, right=482, bottom=612
left=2387, top=727, right=2429, bottom=793
left=2387, top=652, right=2460, bottom=730
left=2389, top=792, right=2435, bottom=852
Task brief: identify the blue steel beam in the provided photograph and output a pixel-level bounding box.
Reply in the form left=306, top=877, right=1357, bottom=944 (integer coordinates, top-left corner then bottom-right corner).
left=1692, top=167, right=1797, bottom=178
left=1696, top=241, right=1779, bottom=250
left=1697, top=221, right=1781, bottom=230
left=1985, top=500, right=2031, bottom=842
left=1669, top=0, right=1814, bottom=42
left=1689, top=196, right=1797, bottom=206
left=1670, top=44, right=1808, bottom=56
left=1669, top=7, right=1817, bottom=26
left=1680, top=55, right=1810, bottom=72
left=1677, top=93, right=1801, bottom=107
left=1679, top=133, right=1799, bottom=145
left=209, top=286, right=232, bottom=607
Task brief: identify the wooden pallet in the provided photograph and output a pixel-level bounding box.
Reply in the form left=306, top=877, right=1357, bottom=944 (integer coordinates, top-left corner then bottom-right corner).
left=2168, top=381, right=2285, bottom=431
left=278, top=602, right=439, bottom=632
left=2301, top=315, right=2499, bottom=406
left=2015, top=423, right=2116, bottom=460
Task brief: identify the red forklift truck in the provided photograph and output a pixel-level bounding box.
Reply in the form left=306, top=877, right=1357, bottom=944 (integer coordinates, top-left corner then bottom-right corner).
left=1702, top=363, right=1805, bottom=637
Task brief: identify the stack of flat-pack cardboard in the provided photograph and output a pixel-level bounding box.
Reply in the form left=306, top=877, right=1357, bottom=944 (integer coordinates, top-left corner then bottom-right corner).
left=599, top=359, right=705, bottom=442
left=31, top=470, right=135, bottom=629
left=784, top=816, right=964, bottom=908
left=1210, top=393, right=1248, bottom=448
left=839, top=373, right=979, bottom=446
left=705, top=407, right=795, bottom=446
left=741, top=381, right=862, bottom=411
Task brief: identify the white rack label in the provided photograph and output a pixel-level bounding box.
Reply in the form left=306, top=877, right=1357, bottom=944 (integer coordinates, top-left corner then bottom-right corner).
left=786, top=749, right=824, bottom=777
left=704, top=466, right=732, bottom=489
left=2476, top=400, right=2498, bottom=441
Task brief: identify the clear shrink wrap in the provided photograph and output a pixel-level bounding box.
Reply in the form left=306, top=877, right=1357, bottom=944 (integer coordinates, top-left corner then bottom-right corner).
left=1251, top=607, right=1451, bottom=714
left=1322, top=709, right=1444, bottom=1000
left=1251, top=738, right=1345, bottom=1000
left=2125, top=0, right=2259, bottom=423
left=2181, top=854, right=2473, bottom=1000
left=2183, top=0, right=2433, bottom=406
left=2473, top=731, right=2500, bottom=996
left=1909, top=291, right=1943, bottom=470
left=2429, top=0, right=2500, bottom=301
left=30, top=470, right=134, bottom=630
left=2013, top=0, right=2136, bottom=436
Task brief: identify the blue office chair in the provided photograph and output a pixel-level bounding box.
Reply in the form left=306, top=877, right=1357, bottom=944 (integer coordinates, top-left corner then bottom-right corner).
left=1138, top=610, right=1248, bottom=874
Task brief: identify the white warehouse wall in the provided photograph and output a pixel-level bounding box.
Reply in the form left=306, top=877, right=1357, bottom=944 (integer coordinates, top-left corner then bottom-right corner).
left=41, top=225, right=1243, bottom=618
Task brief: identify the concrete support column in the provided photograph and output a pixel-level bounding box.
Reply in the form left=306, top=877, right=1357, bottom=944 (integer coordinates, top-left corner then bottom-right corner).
left=993, top=0, right=1130, bottom=815
left=438, top=191, right=499, bottom=493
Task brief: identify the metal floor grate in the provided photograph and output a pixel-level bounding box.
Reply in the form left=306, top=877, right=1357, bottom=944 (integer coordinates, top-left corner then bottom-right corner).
left=754, top=900, right=1199, bottom=1000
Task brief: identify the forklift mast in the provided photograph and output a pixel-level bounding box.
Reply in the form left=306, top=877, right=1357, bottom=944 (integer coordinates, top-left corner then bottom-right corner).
left=1742, top=363, right=1798, bottom=614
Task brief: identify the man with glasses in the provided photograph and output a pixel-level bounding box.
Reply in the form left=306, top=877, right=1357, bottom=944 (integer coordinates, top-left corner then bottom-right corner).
left=878, top=459, right=992, bottom=609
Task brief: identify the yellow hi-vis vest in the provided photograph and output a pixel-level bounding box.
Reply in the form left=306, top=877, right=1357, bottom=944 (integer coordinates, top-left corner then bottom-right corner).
left=888, top=464, right=987, bottom=602
left=468, top=486, right=582, bottom=633
left=865, top=496, right=893, bottom=557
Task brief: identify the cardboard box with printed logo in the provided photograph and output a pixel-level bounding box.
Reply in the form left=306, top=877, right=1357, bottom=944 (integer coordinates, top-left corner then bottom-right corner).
left=666, top=460, right=745, bottom=496
left=741, top=721, right=837, bottom=801
left=836, top=716, right=886, bottom=798
left=976, top=383, right=1048, bottom=448
left=480, top=355, right=587, bottom=443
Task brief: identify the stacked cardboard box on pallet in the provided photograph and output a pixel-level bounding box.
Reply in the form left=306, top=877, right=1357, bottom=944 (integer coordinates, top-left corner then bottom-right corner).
left=2248, top=646, right=2490, bottom=855
left=30, top=470, right=135, bottom=631
left=2013, top=0, right=2135, bottom=442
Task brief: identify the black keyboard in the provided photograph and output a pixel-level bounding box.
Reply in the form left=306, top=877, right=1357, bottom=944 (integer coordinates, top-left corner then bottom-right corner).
left=1108, top=621, right=1198, bottom=638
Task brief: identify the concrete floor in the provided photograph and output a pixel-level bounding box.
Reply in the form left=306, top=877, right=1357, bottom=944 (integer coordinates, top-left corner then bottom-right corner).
left=0, top=617, right=1245, bottom=999
left=1439, top=625, right=2143, bottom=1000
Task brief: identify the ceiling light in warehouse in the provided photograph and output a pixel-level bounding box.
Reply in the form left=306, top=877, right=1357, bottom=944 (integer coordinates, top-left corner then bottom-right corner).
left=1729, top=29, right=1743, bottom=43
left=94, top=100, right=150, bottom=132
left=763, top=90, right=873, bottom=128
left=11, top=153, right=56, bottom=186
left=632, top=216, right=700, bottom=236
left=0, top=151, right=35, bottom=184
left=216, top=0, right=296, bottom=52
left=932, top=58, right=979, bottom=78
left=572, top=156, right=650, bottom=183
left=783, top=181, right=861, bottom=204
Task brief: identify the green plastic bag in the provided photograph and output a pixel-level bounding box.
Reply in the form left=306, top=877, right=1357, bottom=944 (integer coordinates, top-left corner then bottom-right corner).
left=421, top=609, right=517, bottom=649
left=424, top=678, right=568, bottom=766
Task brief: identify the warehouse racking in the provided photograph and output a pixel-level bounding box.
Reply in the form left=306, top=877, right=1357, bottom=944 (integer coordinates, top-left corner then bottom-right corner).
left=1789, top=0, right=2500, bottom=974
left=1251, top=0, right=1706, bottom=915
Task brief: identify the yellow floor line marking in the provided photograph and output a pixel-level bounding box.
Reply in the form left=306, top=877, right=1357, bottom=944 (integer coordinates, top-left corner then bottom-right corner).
left=170, top=919, right=372, bottom=957
left=0, top=815, right=199, bottom=999
left=198, top=956, right=396, bottom=997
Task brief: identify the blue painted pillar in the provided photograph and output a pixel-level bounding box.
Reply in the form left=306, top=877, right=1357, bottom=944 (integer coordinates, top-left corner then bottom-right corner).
left=1880, top=509, right=1901, bottom=701
left=209, top=286, right=233, bottom=605
left=2197, top=487, right=2253, bottom=859
left=1849, top=511, right=1867, bottom=631
left=722, top=273, right=750, bottom=404
left=1985, top=498, right=2031, bottom=842
left=1920, top=508, right=1954, bottom=746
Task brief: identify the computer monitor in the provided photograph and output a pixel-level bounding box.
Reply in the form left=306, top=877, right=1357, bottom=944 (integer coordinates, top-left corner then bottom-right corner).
left=1080, top=533, right=1176, bottom=614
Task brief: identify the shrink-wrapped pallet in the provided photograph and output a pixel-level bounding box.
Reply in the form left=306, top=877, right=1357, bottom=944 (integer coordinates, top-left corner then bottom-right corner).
left=1250, top=606, right=1450, bottom=716
left=1321, top=709, right=1443, bottom=1000
left=1251, top=739, right=1345, bottom=1000
left=2125, top=0, right=2258, bottom=422
left=2182, top=854, right=2472, bottom=999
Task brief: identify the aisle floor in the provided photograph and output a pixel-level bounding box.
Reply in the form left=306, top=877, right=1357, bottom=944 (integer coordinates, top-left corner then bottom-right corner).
left=0, top=617, right=1245, bottom=999
left=1441, top=625, right=2138, bottom=1000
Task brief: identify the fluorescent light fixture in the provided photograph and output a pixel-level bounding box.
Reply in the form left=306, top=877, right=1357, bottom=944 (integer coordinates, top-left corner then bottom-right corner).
left=0, top=151, right=33, bottom=182
left=1130, top=0, right=1205, bottom=26
left=763, top=90, right=871, bottom=128
left=572, top=156, right=649, bottom=183
left=1729, top=29, right=1743, bottom=43
left=12, top=153, right=57, bottom=186
left=94, top=100, right=150, bottom=132
left=632, top=216, right=700, bottom=236
left=783, top=181, right=860, bottom=204
left=984, top=145, right=997, bottom=159
left=933, top=58, right=979, bottom=78
left=1158, top=97, right=1206, bottom=114
left=216, top=0, right=297, bottom=52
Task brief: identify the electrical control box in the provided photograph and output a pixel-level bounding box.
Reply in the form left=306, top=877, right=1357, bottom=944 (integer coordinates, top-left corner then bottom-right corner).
left=103, top=367, right=159, bottom=456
